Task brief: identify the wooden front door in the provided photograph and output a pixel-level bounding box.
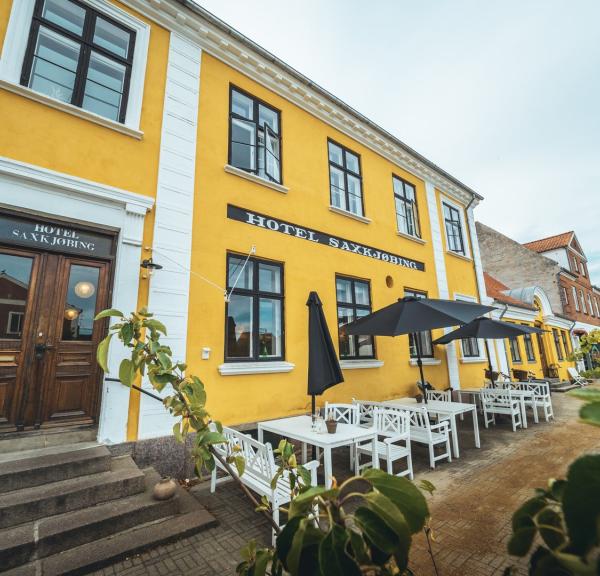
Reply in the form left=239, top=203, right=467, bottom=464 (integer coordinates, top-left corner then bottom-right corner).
left=536, top=323, right=550, bottom=378
left=0, top=248, right=111, bottom=431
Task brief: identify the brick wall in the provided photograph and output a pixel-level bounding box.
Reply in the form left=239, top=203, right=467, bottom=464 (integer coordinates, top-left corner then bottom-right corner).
left=559, top=274, right=600, bottom=327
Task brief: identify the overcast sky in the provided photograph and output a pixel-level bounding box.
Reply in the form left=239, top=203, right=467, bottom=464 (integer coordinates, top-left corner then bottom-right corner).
left=194, top=0, right=600, bottom=284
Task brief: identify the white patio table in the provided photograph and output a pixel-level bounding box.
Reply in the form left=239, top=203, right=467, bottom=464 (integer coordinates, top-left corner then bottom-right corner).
left=382, top=398, right=480, bottom=458
left=456, top=388, right=534, bottom=429
left=257, top=415, right=379, bottom=488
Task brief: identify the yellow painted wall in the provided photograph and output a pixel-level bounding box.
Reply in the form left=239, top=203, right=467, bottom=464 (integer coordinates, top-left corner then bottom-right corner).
left=186, top=53, right=482, bottom=426
left=0, top=0, right=169, bottom=198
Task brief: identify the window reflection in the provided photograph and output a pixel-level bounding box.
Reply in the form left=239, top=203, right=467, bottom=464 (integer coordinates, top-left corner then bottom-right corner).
left=62, top=265, right=99, bottom=341
left=0, top=254, right=33, bottom=340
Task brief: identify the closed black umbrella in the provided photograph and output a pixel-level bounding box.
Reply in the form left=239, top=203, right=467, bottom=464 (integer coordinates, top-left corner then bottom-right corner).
left=433, top=317, right=545, bottom=386
left=307, top=291, right=344, bottom=419
left=344, top=296, right=495, bottom=401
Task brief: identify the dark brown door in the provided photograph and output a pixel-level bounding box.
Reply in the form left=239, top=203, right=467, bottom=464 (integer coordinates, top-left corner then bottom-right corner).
left=0, top=248, right=110, bottom=431
left=536, top=324, right=549, bottom=378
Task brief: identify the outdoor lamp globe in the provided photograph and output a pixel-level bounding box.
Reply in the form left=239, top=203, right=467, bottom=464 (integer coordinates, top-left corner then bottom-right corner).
left=74, top=281, right=95, bottom=298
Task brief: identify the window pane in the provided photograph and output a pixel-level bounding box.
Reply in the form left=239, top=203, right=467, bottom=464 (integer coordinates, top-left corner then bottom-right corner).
left=345, top=152, right=360, bottom=174
left=62, top=265, right=100, bottom=341
left=354, top=281, right=370, bottom=306
left=228, top=257, right=253, bottom=290
left=0, top=254, right=33, bottom=340
left=347, top=190, right=363, bottom=216
left=264, top=128, right=280, bottom=182
left=395, top=197, right=409, bottom=235
left=94, top=17, right=131, bottom=58
left=42, top=0, right=85, bottom=36
left=226, top=294, right=253, bottom=358
left=336, top=278, right=353, bottom=304
left=330, top=166, right=346, bottom=209
left=328, top=142, right=343, bottom=165
left=259, top=263, right=281, bottom=293
left=231, top=118, right=256, bottom=171
left=259, top=105, right=278, bottom=133
left=259, top=298, right=282, bottom=358
left=29, top=27, right=79, bottom=103
left=404, top=182, right=416, bottom=201
left=356, top=308, right=373, bottom=357
left=231, top=90, right=254, bottom=120
left=83, top=51, right=125, bottom=121
left=393, top=177, right=403, bottom=196
left=338, top=307, right=355, bottom=358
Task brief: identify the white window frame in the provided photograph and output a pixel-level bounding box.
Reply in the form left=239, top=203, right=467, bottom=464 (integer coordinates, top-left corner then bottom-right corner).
left=596, top=296, right=600, bottom=318
left=454, top=293, right=486, bottom=362
left=572, top=286, right=580, bottom=311
left=562, top=286, right=569, bottom=306
left=441, top=196, right=471, bottom=259
left=580, top=289, right=587, bottom=314
left=0, top=0, right=149, bottom=137
left=6, top=311, right=24, bottom=335
left=588, top=293, right=595, bottom=317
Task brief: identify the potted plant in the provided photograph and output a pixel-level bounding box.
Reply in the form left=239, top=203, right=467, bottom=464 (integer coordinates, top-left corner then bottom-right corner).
left=325, top=416, right=337, bottom=434
left=415, top=393, right=424, bottom=403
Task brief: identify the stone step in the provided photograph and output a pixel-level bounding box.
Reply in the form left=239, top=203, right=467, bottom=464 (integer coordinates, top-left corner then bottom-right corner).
left=0, top=469, right=178, bottom=571
left=3, top=483, right=217, bottom=576
left=0, top=456, right=145, bottom=530
left=551, top=383, right=580, bottom=393
left=0, top=444, right=111, bottom=494
left=0, top=429, right=97, bottom=454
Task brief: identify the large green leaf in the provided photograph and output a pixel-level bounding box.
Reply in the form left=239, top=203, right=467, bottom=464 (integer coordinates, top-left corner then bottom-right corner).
left=579, top=402, right=600, bottom=427
left=96, top=333, right=113, bottom=372
left=363, top=468, right=429, bottom=533
left=288, top=486, right=337, bottom=519
left=144, top=318, right=168, bottom=335
left=318, top=525, right=361, bottom=576
left=537, top=508, right=565, bottom=550
left=94, top=308, right=124, bottom=320
left=562, top=454, right=600, bottom=555
left=511, top=497, right=546, bottom=531
left=354, top=506, right=407, bottom=561
left=507, top=526, right=537, bottom=557
left=118, top=358, right=135, bottom=387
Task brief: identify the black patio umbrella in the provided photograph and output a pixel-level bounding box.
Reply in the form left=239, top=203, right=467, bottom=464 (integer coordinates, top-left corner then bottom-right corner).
left=307, top=291, right=344, bottom=419
left=344, top=296, right=495, bottom=402
left=433, top=317, right=545, bottom=386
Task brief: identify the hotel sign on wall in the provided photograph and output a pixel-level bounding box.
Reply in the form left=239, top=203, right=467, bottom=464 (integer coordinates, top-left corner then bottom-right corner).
left=227, top=204, right=425, bottom=272
left=0, top=213, right=114, bottom=258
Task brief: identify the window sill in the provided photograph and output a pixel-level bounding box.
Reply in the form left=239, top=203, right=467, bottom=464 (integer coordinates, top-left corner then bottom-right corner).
left=0, top=79, right=143, bottom=139
left=409, top=358, right=441, bottom=366
left=460, top=357, right=487, bottom=364
left=340, top=359, right=384, bottom=370
left=396, top=231, right=426, bottom=244
left=224, top=164, right=289, bottom=194
left=446, top=250, right=472, bottom=263
left=218, top=361, right=295, bottom=376
left=329, top=205, right=371, bottom=224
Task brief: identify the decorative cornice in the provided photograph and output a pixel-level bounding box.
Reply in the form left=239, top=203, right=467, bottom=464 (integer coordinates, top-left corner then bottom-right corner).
left=120, top=0, right=482, bottom=207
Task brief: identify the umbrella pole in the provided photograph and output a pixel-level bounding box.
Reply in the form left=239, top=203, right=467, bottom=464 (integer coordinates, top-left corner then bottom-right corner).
left=311, top=394, right=317, bottom=461
left=484, top=340, right=495, bottom=388
left=415, top=335, right=427, bottom=404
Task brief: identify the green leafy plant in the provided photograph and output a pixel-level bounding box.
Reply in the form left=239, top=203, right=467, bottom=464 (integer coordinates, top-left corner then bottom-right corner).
left=505, top=387, right=600, bottom=574
left=568, top=329, right=600, bottom=366
left=95, top=309, right=436, bottom=575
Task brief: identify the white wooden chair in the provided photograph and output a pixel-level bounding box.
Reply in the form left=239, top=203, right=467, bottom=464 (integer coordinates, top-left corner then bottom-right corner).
left=210, top=426, right=319, bottom=544
left=323, top=402, right=360, bottom=468
left=352, top=398, right=388, bottom=427
left=426, top=389, right=452, bottom=402
left=355, top=408, right=413, bottom=478
left=407, top=406, right=452, bottom=469
left=568, top=367, right=590, bottom=387
left=518, top=382, right=554, bottom=423
left=481, top=389, right=522, bottom=431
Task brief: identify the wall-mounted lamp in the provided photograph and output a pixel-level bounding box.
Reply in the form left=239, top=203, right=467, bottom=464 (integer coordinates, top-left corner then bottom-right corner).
left=140, top=258, right=163, bottom=278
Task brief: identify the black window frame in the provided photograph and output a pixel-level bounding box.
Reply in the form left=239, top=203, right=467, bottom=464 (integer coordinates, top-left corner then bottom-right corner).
left=560, top=331, right=570, bottom=356
left=392, top=175, right=421, bottom=239
left=553, top=328, right=564, bottom=361
left=21, top=0, right=136, bottom=124
left=327, top=139, right=365, bottom=217
left=443, top=202, right=466, bottom=255
left=523, top=330, right=536, bottom=362
left=461, top=337, right=480, bottom=358
left=224, top=253, right=285, bottom=363
left=508, top=337, right=522, bottom=363
left=228, top=84, right=283, bottom=184
left=336, top=275, right=375, bottom=360
left=404, top=288, right=434, bottom=358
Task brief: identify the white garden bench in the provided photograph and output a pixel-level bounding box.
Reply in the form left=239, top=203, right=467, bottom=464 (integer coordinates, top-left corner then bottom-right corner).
left=407, top=406, right=452, bottom=469
left=517, top=382, right=554, bottom=422
left=210, top=426, right=319, bottom=544
left=481, top=389, right=522, bottom=431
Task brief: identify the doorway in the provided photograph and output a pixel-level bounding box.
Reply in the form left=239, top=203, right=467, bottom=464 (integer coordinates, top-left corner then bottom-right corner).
left=535, top=323, right=550, bottom=378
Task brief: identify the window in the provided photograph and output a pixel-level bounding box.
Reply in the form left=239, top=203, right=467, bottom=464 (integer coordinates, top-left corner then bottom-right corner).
left=21, top=0, right=135, bottom=123
left=443, top=203, right=466, bottom=255
left=6, top=312, right=24, bottom=336
left=405, top=289, right=434, bottom=358
left=553, top=328, right=564, bottom=361
left=229, top=87, right=282, bottom=183
left=393, top=176, right=420, bottom=238
left=572, top=286, right=580, bottom=311
left=461, top=337, right=480, bottom=358
left=572, top=256, right=579, bottom=274
left=561, top=286, right=569, bottom=306
left=561, top=331, right=570, bottom=356
left=596, top=297, right=600, bottom=318
left=328, top=140, right=364, bottom=217
left=580, top=290, right=587, bottom=314
left=581, top=262, right=587, bottom=277
left=523, top=332, right=536, bottom=362
left=225, top=254, right=284, bottom=361
left=508, top=338, right=522, bottom=363
left=588, top=293, right=595, bottom=317
left=336, top=276, right=374, bottom=359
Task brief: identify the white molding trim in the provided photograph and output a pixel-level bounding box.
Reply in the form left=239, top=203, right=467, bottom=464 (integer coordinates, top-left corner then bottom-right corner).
left=491, top=305, right=537, bottom=322
left=340, top=359, right=384, bottom=370
left=219, top=361, right=296, bottom=376
left=224, top=164, right=289, bottom=194
left=396, top=230, right=426, bottom=245
left=328, top=205, right=372, bottom=224
left=466, top=205, right=491, bottom=304
left=440, top=194, right=472, bottom=260
left=119, top=0, right=480, bottom=207
left=543, top=315, right=575, bottom=330
left=0, top=0, right=150, bottom=132
left=460, top=357, right=487, bottom=364
left=0, top=156, right=154, bottom=214
left=410, top=358, right=441, bottom=366
left=446, top=250, right=473, bottom=263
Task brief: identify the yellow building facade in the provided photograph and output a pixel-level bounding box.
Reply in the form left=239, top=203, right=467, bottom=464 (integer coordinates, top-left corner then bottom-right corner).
left=0, top=0, right=497, bottom=444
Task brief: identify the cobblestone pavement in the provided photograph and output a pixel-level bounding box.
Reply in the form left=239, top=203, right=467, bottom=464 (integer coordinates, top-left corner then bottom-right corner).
left=92, top=391, right=600, bottom=576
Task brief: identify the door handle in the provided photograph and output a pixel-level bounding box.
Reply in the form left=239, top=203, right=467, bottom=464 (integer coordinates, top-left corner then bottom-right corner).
left=34, top=342, right=55, bottom=359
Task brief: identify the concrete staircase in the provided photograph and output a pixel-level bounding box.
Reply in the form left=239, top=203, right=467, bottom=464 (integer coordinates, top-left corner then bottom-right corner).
left=0, top=442, right=216, bottom=575
left=545, top=378, right=579, bottom=393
